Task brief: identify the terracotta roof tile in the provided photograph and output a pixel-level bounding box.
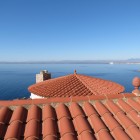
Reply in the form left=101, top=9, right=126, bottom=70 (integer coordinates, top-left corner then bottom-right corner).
left=26, top=105, right=41, bottom=122
left=42, top=105, right=56, bottom=121
left=128, top=110, right=140, bottom=126
left=78, top=131, right=96, bottom=140
left=1, top=95, right=140, bottom=140
left=73, top=115, right=91, bottom=135
left=126, top=125, right=140, bottom=140
left=83, top=102, right=98, bottom=117
left=70, top=102, right=85, bottom=118
left=105, top=100, right=123, bottom=115
left=24, top=120, right=40, bottom=140
left=4, top=121, right=23, bottom=140
left=61, top=133, right=77, bottom=140
left=111, top=127, right=131, bottom=140
left=28, top=74, right=124, bottom=97
left=0, top=107, right=12, bottom=124
left=117, top=99, right=140, bottom=125
left=0, top=123, right=7, bottom=139
left=56, top=104, right=71, bottom=120
left=88, top=114, right=107, bottom=133
left=117, top=99, right=133, bottom=113
left=96, top=129, right=113, bottom=140
left=115, top=112, right=135, bottom=129
left=43, top=136, right=57, bottom=140
left=42, top=118, right=57, bottom=139
left=26, top=137, right=39, bottom=140
left=101, top=113, right=121, bottom=131
left=58, top=117, right=75, bottom=137
left=10, top=106, right=27, bottom=124
left=127, top=98, right=140, bottom=112
left=94, top=101, right=110, bottom=116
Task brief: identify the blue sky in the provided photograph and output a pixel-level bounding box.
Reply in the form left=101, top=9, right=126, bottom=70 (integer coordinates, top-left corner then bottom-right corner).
left=0, top=0, right=140, bottom=61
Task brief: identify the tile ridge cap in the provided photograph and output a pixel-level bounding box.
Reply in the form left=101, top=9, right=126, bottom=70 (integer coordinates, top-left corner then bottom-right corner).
left=0, top=94, right=135, bottom=107
left=75, top=74, right=98, bottom=95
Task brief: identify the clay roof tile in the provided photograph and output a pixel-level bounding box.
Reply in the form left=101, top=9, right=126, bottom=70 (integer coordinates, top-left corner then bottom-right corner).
left=4, top=121, right=22, bottom=140
left=73, top=115, right=91, bottom=135
left=56, top=104, right=71, bottom=120
left=88, top=114, right=107, bottom=133
left=99, top=113, right=120, bottom=131
left=116, top=112, right=135, bottom=129
left=10, top=106, right=27, bottom=124
left=127, top=125, right=140, bottom=140
left=61, top=133, right=77, bottom=140
left=58, top=117, right=75, bottom=137
left=0, top=107, right=12, bottom=124
left=94, top=101, right=110, bottom=116
left=127, top=98, right=140, bottom=112
left=105, top=100, right=123, bottom=115
left=42, top=105, right=56, bottom=121
left=26, top=105, right=41, bottom=122
left=79, top=131, right=96, bottom=140
left=69, top=103, right=85, bottom=118
left=111, top=127, right=131, bottom=140
left=42, top=118, right=57, bottom=139
left=43, top=136, right=57, bottom=140
left=24, top=120, right=40, bottom=140
left=117, top=99, right=134, bottom=113
left=96, top=129, right=113, bottom=140
left=83, top=102, right=98, bottom=117
left=0, top=123, right=7, bottom=138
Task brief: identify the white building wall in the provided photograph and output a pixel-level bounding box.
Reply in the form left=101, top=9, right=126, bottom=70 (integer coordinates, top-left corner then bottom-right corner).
left=30, top=93, right=44, bottom=99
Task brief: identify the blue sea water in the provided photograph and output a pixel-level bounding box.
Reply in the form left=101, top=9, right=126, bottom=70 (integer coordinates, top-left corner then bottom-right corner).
left=0, top=64, right=140, bottom=100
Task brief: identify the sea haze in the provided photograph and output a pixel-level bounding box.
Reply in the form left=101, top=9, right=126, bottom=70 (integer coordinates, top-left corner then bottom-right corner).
left=0, top=64, right=140, bottom=100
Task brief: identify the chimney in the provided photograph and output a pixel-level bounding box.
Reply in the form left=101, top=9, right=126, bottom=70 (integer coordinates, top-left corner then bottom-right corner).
left=36, top=70, right=51, bottom=83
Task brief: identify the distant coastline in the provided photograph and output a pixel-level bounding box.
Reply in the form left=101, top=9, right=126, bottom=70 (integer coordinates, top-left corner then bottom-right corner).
left=1, top=59, right=140, bottom=64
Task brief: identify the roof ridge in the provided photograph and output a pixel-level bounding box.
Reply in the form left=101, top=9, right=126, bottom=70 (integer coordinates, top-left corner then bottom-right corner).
left=73, top=74, right=93, bottom=95
left=75, top=74, right=98, bottom=95
left=0, top=94, right=135, bottom=106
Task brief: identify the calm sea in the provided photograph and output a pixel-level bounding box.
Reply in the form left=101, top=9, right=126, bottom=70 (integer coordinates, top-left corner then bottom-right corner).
left=0, top=64, right=140, bottom=100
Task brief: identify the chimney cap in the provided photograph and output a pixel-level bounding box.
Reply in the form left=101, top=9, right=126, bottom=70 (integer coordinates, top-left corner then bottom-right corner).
left=40, top=70, right=48, bottom=74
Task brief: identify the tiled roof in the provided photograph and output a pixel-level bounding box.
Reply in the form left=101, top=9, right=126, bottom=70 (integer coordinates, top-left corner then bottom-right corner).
left=28, top=74, right=125, bottom=97
left=0, top=94, right=140, bottom=140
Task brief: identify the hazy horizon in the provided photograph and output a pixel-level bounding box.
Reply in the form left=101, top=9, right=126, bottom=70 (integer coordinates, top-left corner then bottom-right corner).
left=1, top=58, right=140, bottom=64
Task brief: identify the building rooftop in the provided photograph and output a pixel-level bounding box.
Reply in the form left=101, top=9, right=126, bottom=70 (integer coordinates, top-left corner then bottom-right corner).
left=28, top=72, right=125, bottom=98
left=0, top=93, right=140, bottom=140
left=1, top=72, right=140, bottom=140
